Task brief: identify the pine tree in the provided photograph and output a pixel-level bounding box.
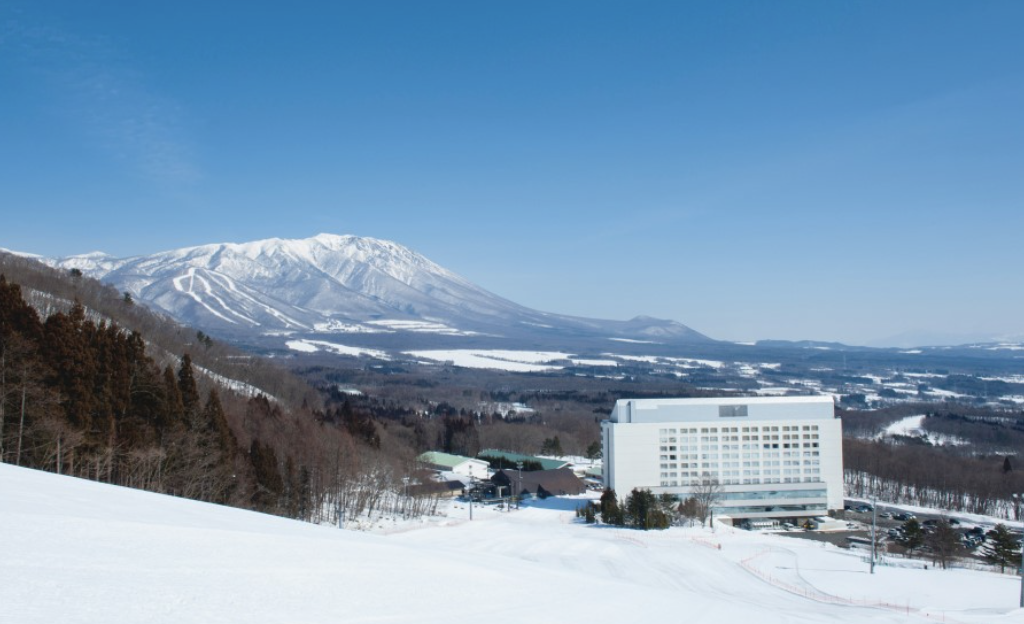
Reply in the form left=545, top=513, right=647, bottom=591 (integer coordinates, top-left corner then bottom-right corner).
left=600, top=488, right=624, bottom=526
left=902, top=518, right=925, bottom=557
left=43, top=303, right=97, bottom=433
left=250, top=440, right=284, bottom=510
left=119, top=330, right=162, bottom=447
left=624, top=488, right=670, bottom=530
left=0, top=275, right=44, bottom=342
left=541, top=435, right=563, bottom=456
left=160, top=365, right=185, bottom=432
left=983, top=524, right=1022, bottom=573
left=202, top=388, right=235, bottom=455
left=177, top=354, right=201, bottom=429
left=341, top=400, right=380, bottom=449
left=577, top=502, right=597, bottom=523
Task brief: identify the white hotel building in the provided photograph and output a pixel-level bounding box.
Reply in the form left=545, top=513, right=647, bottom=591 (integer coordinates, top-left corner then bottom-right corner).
left=602, top=396, right=843, bottom=523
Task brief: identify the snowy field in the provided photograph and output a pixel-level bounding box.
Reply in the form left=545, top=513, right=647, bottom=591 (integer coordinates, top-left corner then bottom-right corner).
left=403, top=349, right=573, bottom=372
left=880, top=414, right=969, bottom=447
left=286, top=339, right=390, bottom=359
left=3, top=463, right=1023, bottom=624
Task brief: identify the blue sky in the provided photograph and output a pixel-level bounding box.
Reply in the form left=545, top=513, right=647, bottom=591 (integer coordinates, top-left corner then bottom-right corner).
left=2, top=2, right=1022, bottom=345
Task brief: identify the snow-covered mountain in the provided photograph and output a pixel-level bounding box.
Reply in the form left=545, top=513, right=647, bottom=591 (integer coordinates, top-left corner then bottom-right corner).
left=49, top=234, right=710, bottom=347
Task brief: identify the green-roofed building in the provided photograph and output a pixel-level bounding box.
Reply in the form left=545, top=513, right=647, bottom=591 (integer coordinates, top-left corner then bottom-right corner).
left=478, top=449, right=569, bottom=472
left=417, top=451, right=491, bottom=480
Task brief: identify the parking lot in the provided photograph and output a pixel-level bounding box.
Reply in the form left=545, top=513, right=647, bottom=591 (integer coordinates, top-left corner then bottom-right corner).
left=771, top=500, right=1001, bottom=558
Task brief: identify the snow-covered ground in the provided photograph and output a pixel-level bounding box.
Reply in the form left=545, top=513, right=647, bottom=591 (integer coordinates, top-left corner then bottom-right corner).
left=286, top=339, right=391, bottom=359
left=193, top=364, right=276, bottom=401
left=403, top=349, right=573, bottom=372
left=365, top=319, right=482, bottom=336
left=3, top=463, right=1023, bottom=623
left=880, top=414, right=968, bottom=446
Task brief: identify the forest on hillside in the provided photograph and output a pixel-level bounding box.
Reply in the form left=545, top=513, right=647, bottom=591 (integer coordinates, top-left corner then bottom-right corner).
left=0, top=259, right=458, bottom=522
left=841, top=405, right=1024, bottom=517
left=0, top=255, right=653, bottom=524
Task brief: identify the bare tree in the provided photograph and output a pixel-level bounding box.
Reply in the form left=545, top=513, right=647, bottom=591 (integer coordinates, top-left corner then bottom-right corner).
left=926, top=519, right=964, bottom=570
left=0, top=334, right=35, bottom=461
left=14, top=356, right=54, bottom=466
left=677, top=496, right=699, bottom=527
left=27, top=414, right=85, bottom=474
left=691, top=472, right=723, bottom=528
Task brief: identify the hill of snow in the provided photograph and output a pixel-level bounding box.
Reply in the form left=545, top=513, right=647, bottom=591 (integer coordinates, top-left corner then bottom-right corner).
left=3, top=463, right=1022, bottom=623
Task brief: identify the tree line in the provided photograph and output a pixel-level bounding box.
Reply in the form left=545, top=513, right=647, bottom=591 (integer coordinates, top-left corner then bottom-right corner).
left=577, top=478, right=722, bottom=530
left=0, top=270, right=447, bottom=524
left=0, top=274, right=237, bottom=499
left=844, top=437, right=1024, bottom=518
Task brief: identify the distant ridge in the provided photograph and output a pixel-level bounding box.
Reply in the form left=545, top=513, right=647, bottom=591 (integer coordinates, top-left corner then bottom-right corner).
left=46, top=234, right=712, bottom=349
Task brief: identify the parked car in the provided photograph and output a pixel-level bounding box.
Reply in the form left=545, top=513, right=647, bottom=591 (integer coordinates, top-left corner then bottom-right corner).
left=960, top=533, right=983, bottom=548
left=894, top=512, right=916, bottom=521
left=855, top=505, right=873, bottom=513
left=880, top=512, right=894, bottom=519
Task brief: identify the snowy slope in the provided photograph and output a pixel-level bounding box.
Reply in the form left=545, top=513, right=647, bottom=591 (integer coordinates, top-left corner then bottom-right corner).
left=3, top=463, right=1021, bottom=624
left=47, top=234, right=709, bottom=345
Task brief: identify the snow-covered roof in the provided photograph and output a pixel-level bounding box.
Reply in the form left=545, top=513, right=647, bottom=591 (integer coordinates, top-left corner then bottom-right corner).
left=610, top=395, right=836, bottom=424
left=417, top=451, right=487, bottom=470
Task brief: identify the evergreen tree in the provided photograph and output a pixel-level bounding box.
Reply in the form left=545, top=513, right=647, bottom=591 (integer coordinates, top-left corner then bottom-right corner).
left=576, top=502, right=597, bottom=523
left=600, top=488, right=624, bottom=526
left=659, top=493, right=677, bottom=525
left=0, top=275, right=43, bottom=342
left=119, top=331, right=162, bottom=446
left=250, top=440, right=284, bottom=510
left=203, top=388, right=235, bottom=455
left=177, top=354, right=201, bottom=428
left=585, top=440, right=602, bottom=460
left=340, top=399, right=380, bottom=449
left=161, top=365, right=186, bottom=432
left=902, top=518, right=925, bottom=557
left=983, top=524, right=1022, bottom=573
left=42, top=303, right=97, bottom=434
left=540, top=435, right=563, bottom=456
left=624, top=488, right=670, bottom=530
left=439, top=414, right=477, bottom=456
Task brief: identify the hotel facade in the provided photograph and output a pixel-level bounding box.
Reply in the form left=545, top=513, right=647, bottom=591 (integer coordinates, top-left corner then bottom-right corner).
left=601, top=396, right=843, bottom=523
